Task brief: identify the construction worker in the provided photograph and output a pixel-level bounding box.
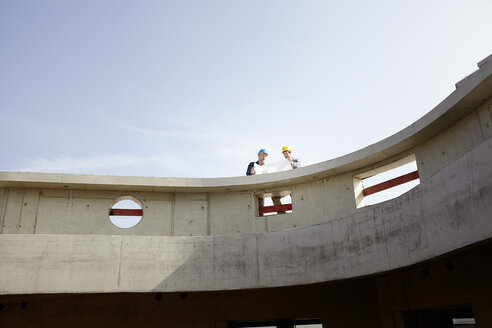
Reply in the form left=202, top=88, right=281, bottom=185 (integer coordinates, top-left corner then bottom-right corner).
left=246, top=148, right=268, bottom=176
left=272, top=146, right=301, bottom=214
left=246, top=148, right=268, bottom=216
left=281, top=146, right=301, bottom=169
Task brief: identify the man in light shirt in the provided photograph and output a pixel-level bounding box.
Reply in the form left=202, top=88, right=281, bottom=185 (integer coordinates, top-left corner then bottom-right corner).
left=272, top=146, right=301, bottom=214
left=281, top=145, right=301, bottom=169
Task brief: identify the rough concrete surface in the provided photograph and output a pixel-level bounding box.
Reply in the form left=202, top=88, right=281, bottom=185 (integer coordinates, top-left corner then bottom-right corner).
left=0, top=55, right=491, bottom=298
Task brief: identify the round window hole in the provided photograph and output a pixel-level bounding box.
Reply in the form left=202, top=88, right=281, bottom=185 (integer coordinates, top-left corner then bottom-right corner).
left=109, top=196, right=143, bottom=229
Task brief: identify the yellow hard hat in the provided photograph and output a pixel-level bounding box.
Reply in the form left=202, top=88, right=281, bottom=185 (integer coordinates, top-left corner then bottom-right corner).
left=281, top=146, right=291, bottom=153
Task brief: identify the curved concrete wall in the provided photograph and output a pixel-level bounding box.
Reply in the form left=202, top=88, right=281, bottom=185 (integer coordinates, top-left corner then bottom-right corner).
left=0, top=55, right=491, bottom=294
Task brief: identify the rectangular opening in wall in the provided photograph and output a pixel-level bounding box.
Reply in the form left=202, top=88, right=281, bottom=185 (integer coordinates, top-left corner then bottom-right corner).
left=453, top=318, right=476, bottom=327
left=228, top=319, right=322, bottom=328
left=256, top=191, right=292, bottom=217
left=294, top=324, right=322, bottom=328
left=402, top=304, right=474, bottom=328
left=354, top=155, right=420, bottom=208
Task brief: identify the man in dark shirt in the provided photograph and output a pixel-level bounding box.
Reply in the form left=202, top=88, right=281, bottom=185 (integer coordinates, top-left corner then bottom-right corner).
left=246, top=148, right=268, bottom=216
left=246, top=148, right=268, bottom=176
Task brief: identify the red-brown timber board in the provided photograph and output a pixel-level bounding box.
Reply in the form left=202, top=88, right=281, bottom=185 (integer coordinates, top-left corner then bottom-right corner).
left=363, top=170, right=419, bottom=196
left=109, top=209, right=143, bottom=216
left=259, top=204, right=293, bottom=214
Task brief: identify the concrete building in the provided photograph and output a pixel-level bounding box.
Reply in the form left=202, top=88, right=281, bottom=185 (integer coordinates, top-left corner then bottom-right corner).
left=0, top=54, right=491, bottom=327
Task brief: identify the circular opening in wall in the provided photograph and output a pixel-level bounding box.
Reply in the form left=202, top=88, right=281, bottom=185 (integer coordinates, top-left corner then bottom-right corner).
left=109, top=196, right=143, bottom=229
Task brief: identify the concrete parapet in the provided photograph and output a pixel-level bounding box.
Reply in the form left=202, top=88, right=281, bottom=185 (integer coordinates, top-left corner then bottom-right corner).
left=0, top=133, right=491, bottom=294
left=0, top=55, right=491, bottom=295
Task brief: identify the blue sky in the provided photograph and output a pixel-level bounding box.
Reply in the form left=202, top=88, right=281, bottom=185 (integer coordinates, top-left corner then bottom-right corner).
left=1, top=0, right=491, bottom=178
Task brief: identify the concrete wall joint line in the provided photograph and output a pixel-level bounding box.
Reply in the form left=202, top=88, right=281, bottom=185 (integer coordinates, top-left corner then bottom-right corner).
left=17, top=189, right=26, bottom=231
left=171, top=193, right=175, bottom=236
left=249, top=192, right=254, bottom=220
left=0, top=188, right=9, bottom=234
left=377, top=210, right=391, bottom=270
left=475, top=109, right=487, bottom=141
left=255, top=234, right=261, bottom=284
left=67, top=190, right=73, bottom=223
left=212, top=235, right=216, bottom=289
left=117, top=238, right=123, bottom=287
left=33, top=189, right=41, bottom=234
left=207, top=193, right=211, bottom=236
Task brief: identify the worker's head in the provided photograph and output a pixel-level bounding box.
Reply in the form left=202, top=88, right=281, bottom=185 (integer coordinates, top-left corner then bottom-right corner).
left=282, top=146, right=292, bottom=159
left=258, top=148, right=268, bottom=164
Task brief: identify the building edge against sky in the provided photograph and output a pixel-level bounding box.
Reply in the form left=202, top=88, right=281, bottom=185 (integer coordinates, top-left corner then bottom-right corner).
left=0, top=54, right=491, bottom=327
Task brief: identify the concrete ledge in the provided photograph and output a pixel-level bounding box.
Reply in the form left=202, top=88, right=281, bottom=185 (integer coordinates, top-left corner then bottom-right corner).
left=1, top=135, right=490, bottom=294
left=1, top=55, right=491, bottom=192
